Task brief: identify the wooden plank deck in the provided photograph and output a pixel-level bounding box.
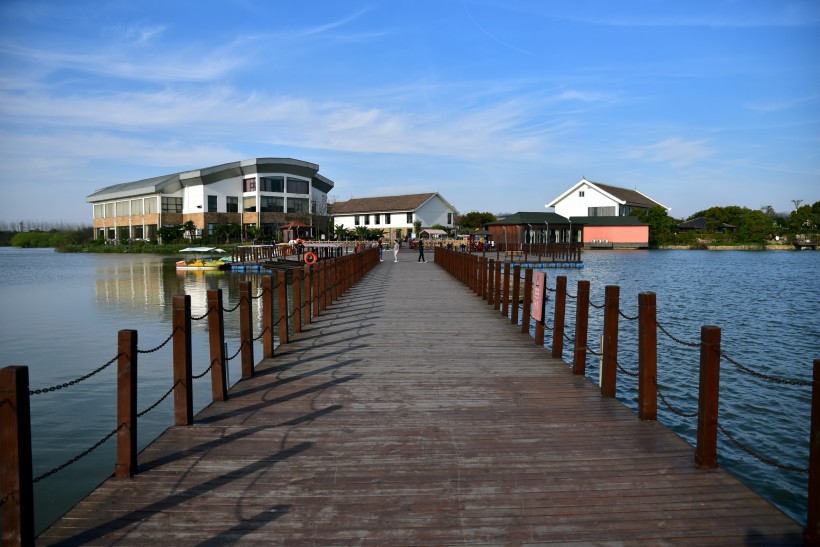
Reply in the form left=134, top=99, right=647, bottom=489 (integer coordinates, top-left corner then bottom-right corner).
left=38, top=251, right=803, bottom=545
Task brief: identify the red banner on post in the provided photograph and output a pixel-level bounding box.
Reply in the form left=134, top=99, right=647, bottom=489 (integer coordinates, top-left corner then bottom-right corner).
left=531, top=271, right=546, bottom=321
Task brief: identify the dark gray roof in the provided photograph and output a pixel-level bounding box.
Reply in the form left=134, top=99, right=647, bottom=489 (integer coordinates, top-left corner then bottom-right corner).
left=331, top=193, right=439, bottom=214
left=87, top=157, right=333, bottom=202
left=677, top=217, right=736, bottom=230
left=590, top=182, right=664, bottom=209
left=488, top=212, right=569, bottom=225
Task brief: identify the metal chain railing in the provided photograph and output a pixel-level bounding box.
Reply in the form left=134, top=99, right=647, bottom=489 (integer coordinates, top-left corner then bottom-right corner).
left=721, top=350, right=812, bottom=387
left=225, top=341, right=246, bottom=362
left=657, top=387, right=698, bottom=418
left=615, top=359, right=639, bottom=377
left=192, top=362, right=215, bottom=380
left=137, top=326, right=180, bottom=354
left=29, top=353, right=122, bottom=396
left=137, top=383, right=177, bottom=418
left=191, top=308, right=211, bottom=321
left=717, top=423, right=808, bottom=473
left=655, top=320, right=701, bottom=348
left=33, top=425, right=120, bottom=483
left=223, top=300, right=241, bottom=313
left=618, top=309, right=639, bottom=321
left=590, top=300, right=605, bottom=309
left=563, top=331, right=575, bottom=344
left=253, top=326, right=269, bottom=342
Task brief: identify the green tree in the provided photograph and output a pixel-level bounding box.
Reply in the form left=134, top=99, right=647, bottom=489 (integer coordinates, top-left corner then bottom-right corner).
left=413, top=219, right=422, bottom=237
left=334, top=224, right=351, bottom=240
left=354, top=226, right=369, bottom=240
left=158, top=225, right=183, bottom=244
left=631, top=206, right=674, bottom=246
left=246, top=225, right=262, bottom=242
left=460, top=211, right=496, bottom=231
left=182, top=220, right=197, bottom=242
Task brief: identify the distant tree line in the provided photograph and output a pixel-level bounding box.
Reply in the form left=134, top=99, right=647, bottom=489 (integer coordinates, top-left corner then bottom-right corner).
left=632, top=202, right=820, bottom=247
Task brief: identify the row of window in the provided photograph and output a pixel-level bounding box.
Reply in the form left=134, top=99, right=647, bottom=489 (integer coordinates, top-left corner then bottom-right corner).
left=243, top=176, right=309, bottom=194
left=94, top=195, right=311, bottom=217
left=351, top=212, right=454, bottom=225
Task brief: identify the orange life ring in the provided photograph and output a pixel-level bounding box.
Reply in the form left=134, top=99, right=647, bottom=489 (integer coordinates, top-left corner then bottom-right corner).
left=304, top=252, right=317, bottom=265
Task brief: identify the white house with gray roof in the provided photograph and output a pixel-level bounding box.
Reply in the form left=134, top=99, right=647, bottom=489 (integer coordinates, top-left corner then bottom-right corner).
left=331, top=192, right=458, bottom=240
left=547, top=178, right=669, bottom=218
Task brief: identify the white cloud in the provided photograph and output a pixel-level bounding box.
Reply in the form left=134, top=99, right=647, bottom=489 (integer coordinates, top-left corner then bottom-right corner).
left=628, top=138, right=715, bottom=168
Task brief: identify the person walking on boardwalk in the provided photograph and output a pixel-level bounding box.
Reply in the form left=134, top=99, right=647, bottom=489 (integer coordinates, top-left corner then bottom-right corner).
left=417, top=238, right=426, bottom=263
left=378, top=238, right=384, bottom=261
left=393, top=239, right=400, bottom=262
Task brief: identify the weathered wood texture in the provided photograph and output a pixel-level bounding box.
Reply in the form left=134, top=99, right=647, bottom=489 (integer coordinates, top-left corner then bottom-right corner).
left=38, top=254, right=802, bottom=545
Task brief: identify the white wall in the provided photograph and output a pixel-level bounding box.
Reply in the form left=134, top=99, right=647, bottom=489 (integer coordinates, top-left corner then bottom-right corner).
left=553, top=182, right=620, bottom=218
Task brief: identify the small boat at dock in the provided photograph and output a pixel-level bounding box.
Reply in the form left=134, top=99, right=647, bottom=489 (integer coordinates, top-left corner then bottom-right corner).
left=176, top=247, right=230, bottom=271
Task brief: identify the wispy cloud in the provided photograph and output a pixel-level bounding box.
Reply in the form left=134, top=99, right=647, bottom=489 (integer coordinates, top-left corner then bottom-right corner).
left=627, top=138, right=715, bottom=168
left=744, top=95, right=820, bottom=113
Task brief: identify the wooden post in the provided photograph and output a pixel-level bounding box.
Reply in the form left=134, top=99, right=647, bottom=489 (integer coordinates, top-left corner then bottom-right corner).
left=601, top=285, right=619, bottom=398
left=0, top=365, right=35, bottom=546
left=552, top=275, right=567, bottom=359
left=303, top=265, right=312, bottom=324
left=262, top=277, right=274, bottom=358
left=115, top=330, right=138, bottom=478
left=293, top=267, right=302, bottom=334
left=511, top=265, right=521, bottom=325
left=312, top=261, right=320, bottom=319
left=278, top=270, right=289, bottom=345
left=172, top=295, right=193, bottom=426
left=521, top=268, right=532, bottom=334
left=502, top=262, right=511, bottom=318
left=695, top=325, right=721, bottom=469
left=807, top=359, right=820, bottom=546
left=487, top=260, right=495, bottom=305
left=239, top=281, right=254, bottom=379
left=494, top=259, right=502, bottom=310
left=207, top=290, right=227, bottom=402
left=572, top=280, right=590, bottom=376
left=638, top=292, right=657, bottom=420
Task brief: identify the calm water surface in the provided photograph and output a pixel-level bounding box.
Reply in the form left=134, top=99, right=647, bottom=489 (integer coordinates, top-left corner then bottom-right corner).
left=0, top=247, right=817, bottom=533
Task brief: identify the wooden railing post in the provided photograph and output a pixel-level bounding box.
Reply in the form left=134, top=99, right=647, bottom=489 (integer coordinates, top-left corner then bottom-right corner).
left=303, top=265, right=312, bottom=324
left=572, top=280, right=590, bottom=376
left=115, top=330, right=138, bottom=477
left=487, top=259, right=495, bottom=305
left=638, top=292, right=657, bottom=420
left=207, top=289, right=227, bottom=402
left=601, top=285, right=619, bottom=398
left=239, top=281, right=254, bottom=379
left=552, top=275, right=567, bottom=358
left=172, top=295, right=193, bottom=426
left=278, top=271, right=289, bottom=345
left=1, top=365, right=35, bottom=546
left=521, top=268, right=532, bottom=334
left=494, top=259, right=502, bottom=310
left=695, top=325, right=721, bottom=469
left=262, top=277, right=274, bottom=358
left=807, top=359, right=820, bottom=546
left=511, top=265, right=521, bottom=325
left=293, top=267, right=303, bottom=334
left=312, top=261, right=320, bottom=319
left=502, top=262, right=511, bottom=318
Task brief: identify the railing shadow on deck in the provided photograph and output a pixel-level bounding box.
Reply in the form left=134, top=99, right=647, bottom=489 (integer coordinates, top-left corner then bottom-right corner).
left=434, top=246, right=820, bottom=546
left=0, top=248, right=380, bottom=546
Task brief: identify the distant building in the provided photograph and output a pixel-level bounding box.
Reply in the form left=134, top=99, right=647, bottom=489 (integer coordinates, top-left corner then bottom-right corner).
left=676, top=217, right=736, bottom=233
left=486, top=212, right=576, bottom=247
left=331, top=192, right=458, bottom=240
left=86, top=158, right=334, bottom=242
left=546, top=178, right=669, bottom=248
left=547, top=178, right=669, bottom=218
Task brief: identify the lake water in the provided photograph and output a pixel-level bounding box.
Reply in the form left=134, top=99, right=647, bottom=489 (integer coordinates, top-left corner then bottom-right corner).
left=0, top=246, right=817, bottom=534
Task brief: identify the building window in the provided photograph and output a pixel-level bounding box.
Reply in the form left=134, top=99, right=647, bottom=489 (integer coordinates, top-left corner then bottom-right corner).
left=260, top=176, right=284, bottom=192
left=131, top=199, right=143, bottom=215
left=286, top=177, right=309, bottom=194
left=96, top=228, right=105, bottom=240
left=116, top=201, right=129, bottom=216
left=94, top=204, right=104, bottom=219
left=385, top=213, right=391, bottom=224
left=226, top=196, right=238, bottom=213
left=207, top=195, right=218, bottom=212
left=243, top=196, right=257, bottom=212
left=374, top=214, right=380, bottom=225
left=261, top=196, right=284, bottom=212
left=579, top=191, right=585, bottom=197
left=144, top=197, right=157, bottom=214
left=406, top=213, right=413, bottom=223
left=447, top=212, right=453, bottom=224
left=588, top=206, right=616, bottom=216
left=162, top=197, right=183, bottom=213
left=363, top=214, right=370, bottom=225
left=105, top=203, right=115, bottom=217
left=207, top=223, right=216, bottom=236
left=133, top=225, right=144, bottom=239
left=243, top=177, right=256, bottom=192
left=287, top=198, right=309, bottom=214
left=354, top=215, right=360, bottom=224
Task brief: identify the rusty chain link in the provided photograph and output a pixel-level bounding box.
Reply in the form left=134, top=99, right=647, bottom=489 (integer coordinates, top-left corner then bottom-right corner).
left=33, top=425, right=120, bottom=483
left=30, top=353, right=122, bottom=396
left=615, top=359, right=639, bottom=377
left=718, top=423, right=807, bottom=473
left=137, top=326, right=180, bottom=354
left=191, top=307, right=211, bottom=321
left=655, top=320, right=701, bottom=348
left=137, top=384, right=177, bottom=418
left=618, top=309, right=639, bottom=321
left=657, top=387, right=698, bottom=418
left=720, top=350, right=812, bottom=387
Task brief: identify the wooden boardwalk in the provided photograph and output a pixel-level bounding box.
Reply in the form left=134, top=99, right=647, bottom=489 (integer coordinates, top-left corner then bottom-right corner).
left=39, top=251, right=803, bottom=545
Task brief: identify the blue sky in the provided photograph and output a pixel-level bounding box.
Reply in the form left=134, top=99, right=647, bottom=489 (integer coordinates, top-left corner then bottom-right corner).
left=1, top=0, right=818, bottom=225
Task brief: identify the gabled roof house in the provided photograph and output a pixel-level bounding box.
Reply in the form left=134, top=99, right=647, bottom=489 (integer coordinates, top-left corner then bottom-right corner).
left=546, top=178, right=669, bottom=249
left=331, top=192, right=458, bottom=240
